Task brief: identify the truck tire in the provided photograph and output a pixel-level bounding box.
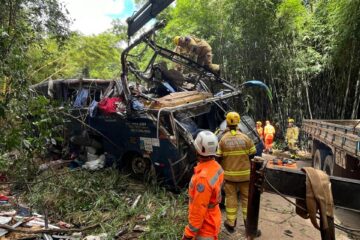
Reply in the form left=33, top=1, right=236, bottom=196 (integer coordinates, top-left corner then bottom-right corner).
left=313, top=149, right=324, bottom=170
left=323, top=155, right=334, bottom=176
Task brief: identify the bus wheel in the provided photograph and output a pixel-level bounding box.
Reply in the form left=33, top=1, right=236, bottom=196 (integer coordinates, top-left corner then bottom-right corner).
left=323, top=155, right=334, bottom=176
left=313, top=150, right=323, bottom=170
left=130, top=156, right=151, bottom=180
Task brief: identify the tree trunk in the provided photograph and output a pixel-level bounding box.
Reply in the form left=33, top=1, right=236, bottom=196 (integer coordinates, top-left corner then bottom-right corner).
left=341, top=43, right=355, bottom=119
left=351, top=70, right=360, bottom=119
left=354, top=93, right=360, bottom=119
left=305, top=80, right=313, bottom=119
left=341, top=70, right=352, bottom=119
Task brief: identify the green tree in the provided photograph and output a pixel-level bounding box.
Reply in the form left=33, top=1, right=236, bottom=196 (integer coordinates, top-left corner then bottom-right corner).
left=0, top=0, right=69, bottom=101
left=27, top=32, right=122, bottom=82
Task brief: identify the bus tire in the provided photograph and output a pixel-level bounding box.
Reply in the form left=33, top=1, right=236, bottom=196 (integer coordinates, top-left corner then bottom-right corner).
left=313, top=149, right=323, bottom=170
left=130, top=155, right=151, bottom=180
left=323, top=155, right=334, bottom=176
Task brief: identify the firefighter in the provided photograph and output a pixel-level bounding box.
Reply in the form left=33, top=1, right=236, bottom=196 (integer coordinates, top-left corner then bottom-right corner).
left=173, top=36, right=220, bottom=74
left=264, top=120, right=275, bottom=154
left=182, top=130, right=224, bottom=240
left=217, top=112, right=258, bottom=234
left=285, top=118, right=299, bottom=159
left=256, top=121, right=264, bottom=140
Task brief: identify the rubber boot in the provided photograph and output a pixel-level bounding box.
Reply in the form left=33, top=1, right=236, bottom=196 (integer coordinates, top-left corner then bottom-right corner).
left=224, top=219, right=236, bottom=233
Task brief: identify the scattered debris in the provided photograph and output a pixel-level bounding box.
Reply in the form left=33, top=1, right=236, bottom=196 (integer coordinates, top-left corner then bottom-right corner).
left=71, top=232, right=82, bottom=239
left=82, top=154, right=105, bottom=171
left=133, top=225, right=150, bottom=232
left=131, top=195, right=142, bottom=209
left=0, top=196, right=9, bottom=203
left=0, top=211, right=16, bottom=217
left=0, top=208, right=101, bottom=240
left=83, top=233, right=108, bottom=240
left=39, top=160, right=72, bottom=172
left=56, top=221, right=73, bottom=229
left=0, top=217, right=12, bottom=225
left=115, top=226, right=128, bottom=238
left=24, top=217, right=59, bottom=229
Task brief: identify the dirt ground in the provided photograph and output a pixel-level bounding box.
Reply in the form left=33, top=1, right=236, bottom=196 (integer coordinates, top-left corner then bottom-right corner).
left=219, top=153, right=359, bottom=240
left=219, top=192, right=355, bottom=240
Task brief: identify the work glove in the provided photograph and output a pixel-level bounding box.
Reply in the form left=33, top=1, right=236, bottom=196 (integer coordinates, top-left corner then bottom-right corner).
left=181, top=235, right=193, bottom=240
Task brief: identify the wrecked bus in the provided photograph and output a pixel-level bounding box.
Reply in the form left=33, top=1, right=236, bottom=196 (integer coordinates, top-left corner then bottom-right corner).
left=30, top=21, right=270, bottom=189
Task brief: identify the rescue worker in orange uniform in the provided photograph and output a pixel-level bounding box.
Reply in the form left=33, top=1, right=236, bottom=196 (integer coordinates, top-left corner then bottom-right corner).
left=182, top=130, right=224, bottom=240
left=256, top=121, right=264, bottom=140
left=217, top=112, right=258, bottom=235
left=173, top=36, right=220, bottom=74
left=264, top=120, right=275, bottom=153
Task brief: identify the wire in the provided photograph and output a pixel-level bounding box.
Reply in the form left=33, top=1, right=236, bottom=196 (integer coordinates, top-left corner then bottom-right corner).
left=264, top=175, right=306, bottom=212
left=264, top=176, right=360, bottom=235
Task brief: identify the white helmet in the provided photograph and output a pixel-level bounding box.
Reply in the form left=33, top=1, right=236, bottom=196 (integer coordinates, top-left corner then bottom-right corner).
left=194, top=130, right=218, bottom=157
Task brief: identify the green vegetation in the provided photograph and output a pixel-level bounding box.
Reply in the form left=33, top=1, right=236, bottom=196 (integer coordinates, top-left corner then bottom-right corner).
left=1, top=0, right=360, bottom=238
left=160, top=0, right=360, bottom=123
left=27, top=33, right=122, bottom=83
left=2, top=0, right=360, bottom=123
left=22, top=168, right=187, bottom=239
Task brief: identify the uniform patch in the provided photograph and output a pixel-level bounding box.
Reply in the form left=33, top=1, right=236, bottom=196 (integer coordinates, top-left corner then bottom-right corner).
left=196, top=183, right=205, bottom=193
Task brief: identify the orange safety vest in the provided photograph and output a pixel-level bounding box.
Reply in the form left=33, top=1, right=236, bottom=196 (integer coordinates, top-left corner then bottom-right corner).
left=184, top=159, right=224, bottom=239
left=217, top=129, right=256, bottom=182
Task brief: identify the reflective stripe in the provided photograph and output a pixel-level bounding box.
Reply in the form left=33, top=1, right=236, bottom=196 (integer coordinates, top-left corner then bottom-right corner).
left=227, top=214, right=237, bottom=220
left=222, top=150, right=247, bottom=156
left=226, top=207, right=237, bottom=213
left=196, top=236, right=214, bottom=240
left=242, top=207, right=248, bottom=215
left=216, top=148, right=223, bottom=156
left=209, top=168, right=224, bottom=186
left=224, top=169, right=250, bottom=176
left=249, top=146, right=256, bottom=154
left=188, top=223, right=199, bottom=233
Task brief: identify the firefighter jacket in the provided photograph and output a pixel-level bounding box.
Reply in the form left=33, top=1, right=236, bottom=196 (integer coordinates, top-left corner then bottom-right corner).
left=217, top=129, right=256, bottom=182
left=184, top=159, right=224, bottom=238
left=264, top=124, right=275, bottom=138
left=176, top=36, right=212, bottom=60
left=285, top=126, right=299, bottom=144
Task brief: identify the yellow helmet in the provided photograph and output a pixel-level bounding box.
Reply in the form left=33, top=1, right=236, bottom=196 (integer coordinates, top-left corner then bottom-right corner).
left=288, top=118, right=294, bottom=123
left=256, top=121, right=262, bottom=126
left=173, top=36, right=180, bottom=45
left=226, top=112, right=240, bottom=126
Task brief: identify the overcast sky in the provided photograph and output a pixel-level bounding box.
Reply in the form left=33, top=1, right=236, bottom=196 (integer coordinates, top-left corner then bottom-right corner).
left=61, top=0, right=135, bottom=35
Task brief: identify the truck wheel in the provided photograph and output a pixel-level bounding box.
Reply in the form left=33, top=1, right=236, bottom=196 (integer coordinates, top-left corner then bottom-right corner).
left=313, top=150, right=323, bottom=170
left=130, top=156, right=151, bottom=180
left=323, top=155, right=334, bottom=176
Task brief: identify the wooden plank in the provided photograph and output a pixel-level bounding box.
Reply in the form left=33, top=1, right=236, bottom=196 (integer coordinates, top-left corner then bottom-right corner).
left=148, top=91, right=212, bottom=109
